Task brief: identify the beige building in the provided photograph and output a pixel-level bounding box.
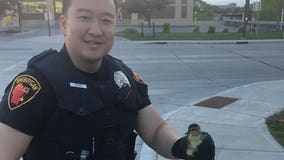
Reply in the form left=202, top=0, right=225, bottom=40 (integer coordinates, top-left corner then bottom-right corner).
left=5, top=0, right=194, bottom=27
left=10, top=0, right=60, bottom=27
left=121, top=0, right=194, bottom=25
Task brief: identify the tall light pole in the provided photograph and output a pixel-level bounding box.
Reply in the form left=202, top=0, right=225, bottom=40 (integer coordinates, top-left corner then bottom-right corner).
left=16, top=0, right=22, bottom=27
left=281, top=8, right=284, bottom=31
left=242, top=0, right=250, bottom=39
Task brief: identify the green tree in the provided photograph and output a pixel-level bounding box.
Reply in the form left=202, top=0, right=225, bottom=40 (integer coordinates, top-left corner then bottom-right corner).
left=0, top=0, right=17, bottom=17
left=210, top=2, right=244, bottom=20
left=122, top=0, right=169, bottom=27
left=260, top=0, right=284, bottom=21
left=194, top=0, right=216, bottom=20
left=225, top=7, right=244, bottom=14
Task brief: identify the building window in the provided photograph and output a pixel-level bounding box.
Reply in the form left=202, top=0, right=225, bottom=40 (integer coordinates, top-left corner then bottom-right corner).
left=55, top=1, right=62, bottom=13
left=181, top=6, right=187, bottom=18
left=21, top=1, right=47, bottom=13
left=182, top=0, right=187, bottom=4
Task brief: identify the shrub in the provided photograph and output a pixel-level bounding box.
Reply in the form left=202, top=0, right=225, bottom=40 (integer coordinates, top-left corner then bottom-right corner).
left=237, top=27, right=243, bottom=33
left=162, top=22, right=171, bottom=33
left=122, top=28, right=138, bottom=34
left=223, top=28, right=229, bottom=33
left=1, top=27, right=22, bottom=34
left=208, top=25, right=215, bottom=33
left=5, top=29, right=21, bottom=33
left=193, top=26, right=200, bottom=33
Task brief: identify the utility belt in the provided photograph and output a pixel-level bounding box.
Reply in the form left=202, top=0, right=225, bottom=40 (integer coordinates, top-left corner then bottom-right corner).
left=62, top=132, right=138, bottom=160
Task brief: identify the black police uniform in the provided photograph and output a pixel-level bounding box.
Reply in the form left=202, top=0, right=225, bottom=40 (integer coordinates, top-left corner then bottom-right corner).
left=0, top=45, right=151, bottom=160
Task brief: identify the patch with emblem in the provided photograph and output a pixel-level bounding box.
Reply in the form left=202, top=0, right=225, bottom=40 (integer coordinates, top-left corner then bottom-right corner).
left=133, top=71, right=146, bottom=84
left=114, top=71, right=130, bottom=88
left=8, top=75, right=41, bottom=110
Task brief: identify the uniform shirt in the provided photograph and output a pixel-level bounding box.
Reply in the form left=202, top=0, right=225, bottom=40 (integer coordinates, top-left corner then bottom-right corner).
left=0, top=47, right=151, bottom=137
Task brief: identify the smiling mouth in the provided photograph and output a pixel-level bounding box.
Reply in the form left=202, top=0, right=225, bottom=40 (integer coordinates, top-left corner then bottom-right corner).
left=84, top=40, right=103, bottom=46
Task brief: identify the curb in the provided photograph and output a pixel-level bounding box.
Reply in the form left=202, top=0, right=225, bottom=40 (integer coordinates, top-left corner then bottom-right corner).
left=141, top=39, right=284, bottom=45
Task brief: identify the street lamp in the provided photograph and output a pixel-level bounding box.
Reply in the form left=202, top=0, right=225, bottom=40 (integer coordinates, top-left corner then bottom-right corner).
left=242, top=0, right=250, bottom=39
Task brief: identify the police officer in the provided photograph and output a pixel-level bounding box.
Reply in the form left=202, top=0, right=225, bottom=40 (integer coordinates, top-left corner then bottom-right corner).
left=0, top=0, right=214, bottom=160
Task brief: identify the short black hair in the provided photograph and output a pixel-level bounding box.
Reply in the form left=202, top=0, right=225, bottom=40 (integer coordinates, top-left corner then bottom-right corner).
left=62, top=0, right=117, bottom=15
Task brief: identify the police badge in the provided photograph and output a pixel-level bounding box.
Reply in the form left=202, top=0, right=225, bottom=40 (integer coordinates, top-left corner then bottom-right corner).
left=114, top=71, right=130, bottom=88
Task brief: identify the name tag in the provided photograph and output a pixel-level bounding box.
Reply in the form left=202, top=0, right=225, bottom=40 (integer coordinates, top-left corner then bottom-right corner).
left=69, top=82, right=87, bottom=89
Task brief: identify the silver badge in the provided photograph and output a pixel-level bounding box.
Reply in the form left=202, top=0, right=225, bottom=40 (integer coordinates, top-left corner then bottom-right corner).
left=114, top=71, right=130, bottom=88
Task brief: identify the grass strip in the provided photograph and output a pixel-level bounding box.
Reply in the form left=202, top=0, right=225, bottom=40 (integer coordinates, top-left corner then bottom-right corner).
left=266, top=110, right=284, bottom=147
left=118, top=32, right=283, bottom=41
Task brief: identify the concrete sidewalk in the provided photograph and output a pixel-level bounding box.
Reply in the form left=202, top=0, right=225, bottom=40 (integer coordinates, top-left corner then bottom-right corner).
left=140, top=80, right=284, bottom=160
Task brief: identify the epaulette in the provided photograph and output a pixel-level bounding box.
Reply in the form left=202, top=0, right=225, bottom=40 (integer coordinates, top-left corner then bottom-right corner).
left=27, top=49, right=58, bottom=68
left=106, top=54, right=123, bottom=63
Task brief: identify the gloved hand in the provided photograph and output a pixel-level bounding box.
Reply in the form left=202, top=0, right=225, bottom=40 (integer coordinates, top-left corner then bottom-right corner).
left=171, top=123, right=215, bottom=160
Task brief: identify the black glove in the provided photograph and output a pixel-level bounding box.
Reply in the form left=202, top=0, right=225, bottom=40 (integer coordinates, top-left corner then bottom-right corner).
left=171, top=128, right=215, bottom=160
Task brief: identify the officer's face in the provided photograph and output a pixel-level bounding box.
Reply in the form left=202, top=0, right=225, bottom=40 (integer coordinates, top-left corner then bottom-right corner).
left=60, top=0, right=116, bottom=70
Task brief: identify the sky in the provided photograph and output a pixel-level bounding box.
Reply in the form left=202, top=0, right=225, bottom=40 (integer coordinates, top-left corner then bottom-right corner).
left=202, top=0, right=260, bottom=7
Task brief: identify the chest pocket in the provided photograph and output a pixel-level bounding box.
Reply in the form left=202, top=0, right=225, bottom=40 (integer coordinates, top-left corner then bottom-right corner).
left=57, top=85, right=105, bottom=117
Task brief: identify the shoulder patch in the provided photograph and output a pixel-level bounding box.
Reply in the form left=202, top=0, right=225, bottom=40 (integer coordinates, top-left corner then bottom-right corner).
left=133, top=71, right=147, bottom=85
left=8, top=75, right=41, bottom=110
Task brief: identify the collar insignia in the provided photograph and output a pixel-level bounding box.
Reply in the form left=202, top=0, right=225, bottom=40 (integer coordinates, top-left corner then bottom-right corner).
left=8, top=75, right=41, bottom=110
